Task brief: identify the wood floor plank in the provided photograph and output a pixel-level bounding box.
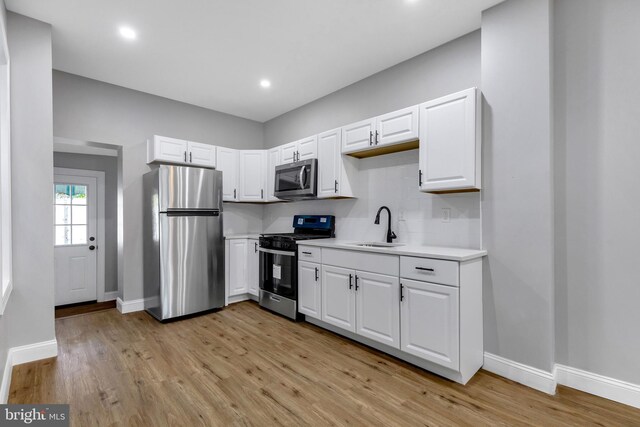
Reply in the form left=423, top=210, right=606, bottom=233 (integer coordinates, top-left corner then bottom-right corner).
left=8, top=301, right=640, bottom=426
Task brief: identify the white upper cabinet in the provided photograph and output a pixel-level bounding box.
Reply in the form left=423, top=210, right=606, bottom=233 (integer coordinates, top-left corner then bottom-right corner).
left=266, top=147, right=281, bottom=202
left=216, top=147, right=239, bottom=201
left=342, top=118, right=376, bottom=154
left=298, top=260, right=321, bottom=319
left=297, top=135, right=318, bottom=160
left=280, top=136, right=318, bottom=163
left=317, top=128, right=355, bottom=199
left=355, top=271, right=400, bottom=349
left=376, top=106, right=419, bottom=147
left=147, top=135, right=189, bottom=165
left=187, top=141, right=216, bottom=168
left=147, top=136, right=216, bottom=168
left=239, top=150, right=266, bottom=202
left=400, top=278, right=459, bottom=370
left=419, top=87, right=480, bottom=193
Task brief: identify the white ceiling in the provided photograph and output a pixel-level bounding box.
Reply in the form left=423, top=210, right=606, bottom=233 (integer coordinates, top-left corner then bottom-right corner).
left=6, top=0, right=502, bottom=122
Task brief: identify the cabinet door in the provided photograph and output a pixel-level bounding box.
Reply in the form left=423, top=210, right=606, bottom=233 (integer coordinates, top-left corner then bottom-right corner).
left=216, top=147, right=239, bottom=201
left=266, top=147, right=281, bottom=202
left=376, top=105, right=419, bottom=147
left=229, top=239, right=248, bottom=296
left=400, top=278, right=459, bottom=370
left=239, top=150, right=266, bottom=202
left=317, top=128, right=341, bottom=199
left=247, top=239, right=259, bottom=296
left=187, top=141, right=216, bottom=168
left=342, top=118, right=375, bottom=154
left=419, top=87, right=478, bottom=192
left=355, top=271, right=400, bottom=349
left=298, top=261, right=321, bottom=319
left=321, top=265, right=356, bottom=332
left=297, top=135, right=318, bottom=160
left=148, top=135, right=188, bottom=164
left=281, top=142, right=297, bottom=164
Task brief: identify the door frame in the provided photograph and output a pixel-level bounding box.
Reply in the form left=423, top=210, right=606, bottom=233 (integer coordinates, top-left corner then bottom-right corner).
left=54, top=167, right=106, bottom=302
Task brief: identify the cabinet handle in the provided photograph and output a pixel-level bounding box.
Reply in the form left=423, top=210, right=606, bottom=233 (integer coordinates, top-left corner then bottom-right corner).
left=400, top=283, right=404, bottom=302
left=355, top=275, right=359, bottom=291
left=261, top=189, right=264, bottom=199
left=315, top=267, right=319, bottom=282
left=349, top=274, right=353, bottom=289
left=302, top=251, right=312, bottom=255
left=418, top=169, right=423, bottom=187
left=415, top=266, right=435, bottom=272
left=184, top=151, right=187, bottom=162
left=369, top=131, right=373, bottom=146
left=189, top=152, right=192, bottom=163
left=334, top=180, right=338, bottom=193
left=375, top=130, right=379, bottom=145
left=254, top=242, right=258, bottom=253
left=234, top=189, right=237, bottom=199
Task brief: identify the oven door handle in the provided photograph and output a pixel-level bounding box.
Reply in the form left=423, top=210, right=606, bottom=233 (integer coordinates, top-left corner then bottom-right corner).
left=299, top=165, right=306, bottom=190
left=258, top=247, right=296, bottom=257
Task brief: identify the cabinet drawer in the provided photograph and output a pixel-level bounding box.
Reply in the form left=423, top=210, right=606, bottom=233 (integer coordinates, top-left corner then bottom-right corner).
left=298, top=246, right=321, bottom=263
left=322, top=248, right=398, bottom=276
left=400, top=256, right=458, bottom=287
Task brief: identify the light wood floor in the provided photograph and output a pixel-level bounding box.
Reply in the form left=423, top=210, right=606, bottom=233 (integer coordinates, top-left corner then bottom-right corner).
left=9, top=301, right=640, bottom=426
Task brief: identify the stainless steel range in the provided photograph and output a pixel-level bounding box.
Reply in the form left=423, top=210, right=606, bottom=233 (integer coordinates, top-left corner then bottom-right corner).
left=258, top=215, right=335, bottom=319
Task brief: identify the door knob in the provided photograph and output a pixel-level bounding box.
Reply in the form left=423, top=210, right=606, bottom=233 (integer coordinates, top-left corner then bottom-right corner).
left=89, top=236, right=95, bottom=241
left=89, top=245, right=96, bottom=250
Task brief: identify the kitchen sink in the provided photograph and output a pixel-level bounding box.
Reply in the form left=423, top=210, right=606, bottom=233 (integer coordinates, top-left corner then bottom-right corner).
left=348, top=241, right=405, bottom=248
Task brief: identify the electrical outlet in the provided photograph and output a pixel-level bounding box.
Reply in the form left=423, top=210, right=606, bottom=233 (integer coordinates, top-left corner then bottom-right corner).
left=442, top=208, right=451, bottom=223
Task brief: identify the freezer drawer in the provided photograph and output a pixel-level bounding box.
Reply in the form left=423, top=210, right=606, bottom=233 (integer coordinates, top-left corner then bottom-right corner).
left=158, top=165, right=222, bottom=211
left=147, top=212, right=224, bottom=320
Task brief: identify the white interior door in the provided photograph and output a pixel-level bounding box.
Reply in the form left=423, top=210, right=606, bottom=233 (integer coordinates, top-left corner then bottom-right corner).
left=53, top=174, right=98, bottom=305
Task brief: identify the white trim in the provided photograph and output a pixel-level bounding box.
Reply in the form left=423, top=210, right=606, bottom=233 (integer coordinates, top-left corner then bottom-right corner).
left=0, top=279, right=11, bottom=316
left=54, top=167, right=106, bottom=302
left=227, top=294, right=251, bottom=305
left=116, top=297, right=144, bottom=314
left=0, top=350, right=12, bottom=404
left=0, top=339, right=58, bottom=404
left=555, top=364, right=640, bottom=409
left=483, top=352, right=557, bottom=395
left=102, top=291, right=118, bottom=301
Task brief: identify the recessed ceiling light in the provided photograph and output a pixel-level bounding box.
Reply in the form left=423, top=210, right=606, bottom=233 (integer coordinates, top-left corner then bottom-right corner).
left=119, top=26, right=137, bottom=40
left=260, top=79, right=271, bottom=88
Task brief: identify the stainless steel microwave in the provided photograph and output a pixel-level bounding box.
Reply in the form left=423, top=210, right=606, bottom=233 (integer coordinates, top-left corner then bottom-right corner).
left=274, top=159, right=317, bottom=200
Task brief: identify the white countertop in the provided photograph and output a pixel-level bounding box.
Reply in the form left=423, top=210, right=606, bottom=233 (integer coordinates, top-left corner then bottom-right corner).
left=225, top=234, right=261, bottom=240
left=297, top=239, right=487, bottom=262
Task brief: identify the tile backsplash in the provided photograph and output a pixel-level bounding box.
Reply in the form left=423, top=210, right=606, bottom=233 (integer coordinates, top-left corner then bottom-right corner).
left=263, top=150, right=481, bottom=249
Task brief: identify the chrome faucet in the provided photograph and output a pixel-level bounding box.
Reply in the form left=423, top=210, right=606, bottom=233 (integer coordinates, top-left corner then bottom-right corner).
left=374, top=206, right=397, bottom=243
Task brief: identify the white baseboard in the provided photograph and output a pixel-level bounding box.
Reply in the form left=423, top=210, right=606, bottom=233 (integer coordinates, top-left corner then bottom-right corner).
left=555, top=364, right=640, bottom=409
left=0, top=339, right=58, bottom=404
left=116, top=297, right=144, bottom=314
left=227, top=294, right=251, bottom=305
left=483, top=352, right=557, bottom=395
left=101, top=291, right=118, bottom=302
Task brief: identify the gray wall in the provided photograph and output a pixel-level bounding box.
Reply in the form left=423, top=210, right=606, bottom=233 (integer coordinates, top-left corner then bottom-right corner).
left=53, top=152, right=118, bottom=293
left=263, top=32, right=482, bottom=249
left=52, top=72, right=264, bottom=301
left=554, top=0, right=640, bottom=384
left=481, top=0, right=555, bottom=371
left=2, top=12, right=55, bottom=355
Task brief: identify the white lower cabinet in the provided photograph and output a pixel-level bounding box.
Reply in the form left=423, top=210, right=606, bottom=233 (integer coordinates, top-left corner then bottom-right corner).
left=228, top=239, right=248, bottom=296
left=355, top=271, right=400, bottom=349
left=321, top=265, right=356, bottom=332
left=247, top=239, right=259, bottom=297
left=400, top=279, right=459, bottom=370
left=298, top=261, right=321, bottom=319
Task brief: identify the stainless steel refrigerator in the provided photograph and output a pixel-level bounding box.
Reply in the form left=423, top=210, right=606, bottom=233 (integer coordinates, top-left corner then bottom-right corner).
left=143, top=165, right=225, bottom=321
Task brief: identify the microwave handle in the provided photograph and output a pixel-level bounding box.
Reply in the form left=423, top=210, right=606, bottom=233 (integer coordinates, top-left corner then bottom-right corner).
left=299, top=165, right=306, bottom=190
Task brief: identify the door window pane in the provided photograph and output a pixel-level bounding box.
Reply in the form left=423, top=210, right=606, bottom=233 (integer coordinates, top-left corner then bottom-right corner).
left=71, top=206, right=87, bottom=225
left=71, top=226, right=87, bottom=244
left=55, top=184, right=71, bottom=204
left=72, top=185, right=87, bottom=205
left=55, top=205, right=71, bottom=225
left=55, top=226, right=71, bottom=245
